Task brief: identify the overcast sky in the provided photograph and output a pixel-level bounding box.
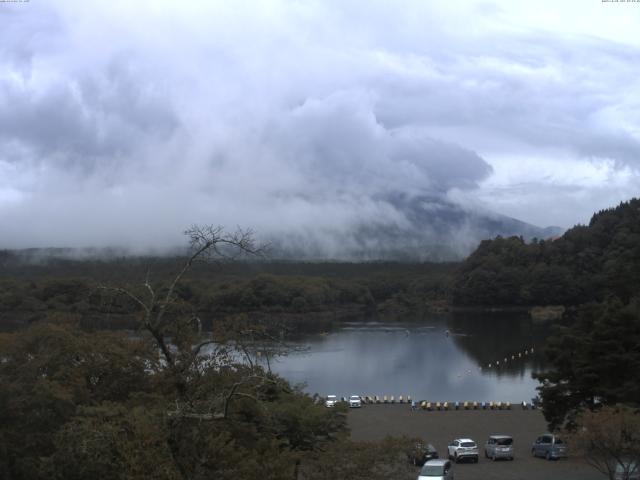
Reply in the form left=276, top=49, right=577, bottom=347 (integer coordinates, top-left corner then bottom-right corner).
left=1, top=0, right=639, bottom=250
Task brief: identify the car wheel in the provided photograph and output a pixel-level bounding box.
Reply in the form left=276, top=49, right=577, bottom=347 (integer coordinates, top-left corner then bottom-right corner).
left=474, top=456, right=479, bottom=463
left=545, top=451, right=551, bottom=461
left=492, top=453, right=497, bottom=461
left=484, top=450, right=488, bottom=459
left=454, top=453, right=458, bottom=463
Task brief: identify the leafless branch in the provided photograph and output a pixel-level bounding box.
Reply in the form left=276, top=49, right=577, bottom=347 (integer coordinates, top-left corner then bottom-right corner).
left=144, top=269, right=156, bottom=302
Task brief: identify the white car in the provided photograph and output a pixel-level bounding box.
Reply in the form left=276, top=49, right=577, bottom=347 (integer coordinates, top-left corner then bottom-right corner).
left=348, top=395, right=362, bottom=408
left=325, top=395, right=338, bottom=407
left=448, top=438, right=479, bottom=463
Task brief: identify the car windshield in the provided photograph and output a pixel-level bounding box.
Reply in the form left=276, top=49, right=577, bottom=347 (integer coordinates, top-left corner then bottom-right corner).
left=496, top=438, right=513, bottom=445
left=327, top=396, right=336, bottom=400
left=420, top=464, right=444, bottom=476
left=350, top=396, right=359, bottom=400
left=461, top=442, right=476, bottom=448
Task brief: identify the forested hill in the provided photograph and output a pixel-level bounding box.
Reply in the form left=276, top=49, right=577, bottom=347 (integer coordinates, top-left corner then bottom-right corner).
left=451, top=198, right=640, bottom=306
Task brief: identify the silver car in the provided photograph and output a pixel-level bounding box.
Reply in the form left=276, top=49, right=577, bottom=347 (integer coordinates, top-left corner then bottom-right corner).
left=531, top=434, right=568, bottom=460
left=418, top=459, right=454, bottom=480
left=484, top=435, right=514, bottom=461
left=324, top=395, right=337, bottom=408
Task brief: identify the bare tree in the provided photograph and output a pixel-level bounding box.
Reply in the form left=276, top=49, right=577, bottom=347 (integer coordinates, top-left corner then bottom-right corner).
left=83, top=226, right=342, bottom=480
left=566, top=405, right=640, bottom=480
left=101, top=225, right=266, bottom=399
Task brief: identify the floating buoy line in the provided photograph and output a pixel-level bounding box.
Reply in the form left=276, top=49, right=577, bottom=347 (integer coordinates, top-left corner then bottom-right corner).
left=484, top=347, right=535, bottom=370
left=451, top=346, right=537, bottom=381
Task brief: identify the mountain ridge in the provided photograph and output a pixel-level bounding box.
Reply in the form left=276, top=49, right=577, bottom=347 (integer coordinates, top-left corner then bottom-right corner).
left=1, top=196, right=563, bottom=262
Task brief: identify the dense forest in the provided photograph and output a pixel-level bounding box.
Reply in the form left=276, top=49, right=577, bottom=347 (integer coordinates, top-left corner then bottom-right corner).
left=451, top=198, right=640, bottom=306
left=0, top=256, right=454, bottom=333
left=535, top=297, right=640, bottom=429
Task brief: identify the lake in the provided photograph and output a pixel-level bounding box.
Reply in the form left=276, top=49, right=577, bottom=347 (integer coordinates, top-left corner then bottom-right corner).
left=268, top=311, right=550, bottom=403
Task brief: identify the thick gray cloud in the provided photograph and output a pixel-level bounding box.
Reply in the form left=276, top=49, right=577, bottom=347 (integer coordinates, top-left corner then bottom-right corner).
left=0, top=0, right=638, bottom=251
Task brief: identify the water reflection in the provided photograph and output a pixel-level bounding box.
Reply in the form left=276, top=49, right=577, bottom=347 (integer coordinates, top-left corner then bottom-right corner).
left=269, top=312, right=549, bottom=402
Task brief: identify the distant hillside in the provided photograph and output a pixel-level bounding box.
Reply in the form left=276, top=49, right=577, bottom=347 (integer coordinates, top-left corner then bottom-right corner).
left=451, top=198, right=640, bottom=306
left=266, top=194, right=563, bottom=261
left=1, top=195, right=562, bottom=262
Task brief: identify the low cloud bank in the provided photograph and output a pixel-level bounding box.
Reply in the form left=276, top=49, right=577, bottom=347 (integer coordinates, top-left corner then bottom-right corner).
left=0, top=1, right=637, bottom=256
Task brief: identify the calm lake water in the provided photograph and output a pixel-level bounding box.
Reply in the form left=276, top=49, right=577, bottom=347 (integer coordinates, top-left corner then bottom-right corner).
left=269, top=312, right=550, bottom=403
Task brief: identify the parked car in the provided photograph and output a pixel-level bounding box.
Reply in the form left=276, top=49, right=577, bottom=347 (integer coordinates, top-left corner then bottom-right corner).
left=531, top=434, right=568, bottom=460
left=418, top=459, right=454, bottom=480
left=325, top=395, right=337, bottom=407
left=348, top=395, right=362, bottom=408
left=409, top=442, right=439, bottom=466
left=448, top=438, right=479, bottom=463
left=484, top=435, right=514, bottom=461
left=614, top=460, right=639, bottom=480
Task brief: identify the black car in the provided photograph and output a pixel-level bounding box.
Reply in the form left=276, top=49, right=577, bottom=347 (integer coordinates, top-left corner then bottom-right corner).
left=409, top=443, right=439, bottom=466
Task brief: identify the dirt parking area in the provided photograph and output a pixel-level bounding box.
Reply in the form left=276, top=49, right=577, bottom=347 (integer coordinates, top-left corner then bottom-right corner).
left=348, top=404, right=604, bottom=480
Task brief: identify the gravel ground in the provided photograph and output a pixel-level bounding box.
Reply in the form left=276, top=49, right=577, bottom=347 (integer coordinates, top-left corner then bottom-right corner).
left=348, top=404, right=604, bottom=480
